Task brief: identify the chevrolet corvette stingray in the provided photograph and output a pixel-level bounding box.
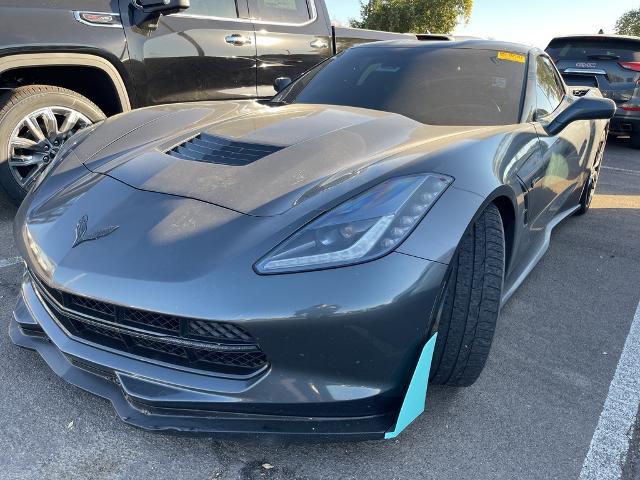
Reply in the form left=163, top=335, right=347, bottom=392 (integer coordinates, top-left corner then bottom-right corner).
left=11, top=40, right=615, bottom=440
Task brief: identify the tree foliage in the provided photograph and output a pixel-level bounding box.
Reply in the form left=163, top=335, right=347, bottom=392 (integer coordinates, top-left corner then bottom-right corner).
left=351, top=0, right=473, bottom=34
left=615, top=7, right=640, bottom=37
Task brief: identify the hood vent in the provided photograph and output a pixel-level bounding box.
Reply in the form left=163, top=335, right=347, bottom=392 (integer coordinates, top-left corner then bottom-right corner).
left=167, top=133, right=284, bottom=166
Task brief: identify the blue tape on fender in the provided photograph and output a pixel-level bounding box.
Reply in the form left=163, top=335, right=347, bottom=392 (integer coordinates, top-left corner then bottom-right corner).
left=384, top=333, right=437, bottom=439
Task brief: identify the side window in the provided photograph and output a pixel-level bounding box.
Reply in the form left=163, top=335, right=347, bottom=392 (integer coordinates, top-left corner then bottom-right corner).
left=187, top=0, right=238, bottom=18
left=251, top=0, right=312, bottom=23
left=535, top=56, right=565, bottom=118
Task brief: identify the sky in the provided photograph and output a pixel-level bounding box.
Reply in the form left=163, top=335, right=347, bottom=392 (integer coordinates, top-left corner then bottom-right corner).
left=325, top=0, right=639, bottom=49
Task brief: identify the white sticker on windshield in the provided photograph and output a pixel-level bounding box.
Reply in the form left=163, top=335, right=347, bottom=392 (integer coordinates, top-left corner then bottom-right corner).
left=263, top=0, right=298, bottom=10
left=492, top=77, right=506, bottom=88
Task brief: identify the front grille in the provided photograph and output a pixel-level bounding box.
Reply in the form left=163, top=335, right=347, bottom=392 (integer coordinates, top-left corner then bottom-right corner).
left=166, top=133, right=283, bottom=166
left=30, top=273, right=268, bottom=376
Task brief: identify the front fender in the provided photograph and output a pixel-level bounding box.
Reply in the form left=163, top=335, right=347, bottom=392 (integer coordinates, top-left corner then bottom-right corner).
left=397, top=184, right=520, bottom=266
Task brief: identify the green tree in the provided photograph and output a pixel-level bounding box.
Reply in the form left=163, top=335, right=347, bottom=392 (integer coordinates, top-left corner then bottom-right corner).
left=615, top=7, right=640, bottom=36
left=350, top=0, right=473, bottom=34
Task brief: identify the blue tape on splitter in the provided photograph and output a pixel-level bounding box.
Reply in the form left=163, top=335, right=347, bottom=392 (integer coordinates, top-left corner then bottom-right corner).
left=384, top=333, right=437, bottom=439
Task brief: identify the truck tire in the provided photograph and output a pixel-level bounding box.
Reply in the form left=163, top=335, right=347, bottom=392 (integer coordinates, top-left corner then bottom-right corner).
left=631, top=131, right=640, bottom=150
left=0, top=85, right=105, bottom=205
left=429, top=203, right=505, bottom=387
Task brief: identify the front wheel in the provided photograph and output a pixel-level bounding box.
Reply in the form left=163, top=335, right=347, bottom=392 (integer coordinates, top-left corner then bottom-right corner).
left=429, top=203, right=505, bottom=387
left=0, top=85, right=105, bottom=205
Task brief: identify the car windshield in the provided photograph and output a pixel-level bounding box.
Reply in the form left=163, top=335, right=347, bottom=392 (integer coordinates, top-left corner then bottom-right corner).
left=275, top=46, right=527, bottom=126
left=546, top=37, right=640, bottom=62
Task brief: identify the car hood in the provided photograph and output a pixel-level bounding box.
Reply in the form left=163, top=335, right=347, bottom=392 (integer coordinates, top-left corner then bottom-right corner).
left=79, top=102, right=490, bottom=216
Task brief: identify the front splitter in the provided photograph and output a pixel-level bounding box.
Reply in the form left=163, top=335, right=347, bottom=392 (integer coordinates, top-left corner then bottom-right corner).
left=10, top=318, right=399, bottom=441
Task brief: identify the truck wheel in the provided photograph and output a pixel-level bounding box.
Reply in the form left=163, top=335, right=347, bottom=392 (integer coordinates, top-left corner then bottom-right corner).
left=0, top=85, right=105, bottom=205
left=429, top=203, right=505, bottom=387
left=631, top=132, right=640, bottom=150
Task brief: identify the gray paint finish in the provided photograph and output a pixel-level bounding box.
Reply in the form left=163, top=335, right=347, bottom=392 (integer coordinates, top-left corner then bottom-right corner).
left=9, top=41, right=614, bottom=437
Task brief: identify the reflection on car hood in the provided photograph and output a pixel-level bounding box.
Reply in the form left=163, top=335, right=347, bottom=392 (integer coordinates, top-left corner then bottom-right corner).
left=80, top=101, right=491, bottom=216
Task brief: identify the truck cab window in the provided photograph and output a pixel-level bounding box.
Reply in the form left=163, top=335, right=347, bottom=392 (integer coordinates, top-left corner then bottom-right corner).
left=187, top=0, right=239, bottom=18
left=250, top=0, right=312, bottom=23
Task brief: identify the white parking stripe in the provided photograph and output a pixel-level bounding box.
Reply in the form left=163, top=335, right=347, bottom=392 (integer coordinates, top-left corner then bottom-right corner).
left=601, top=166, right=640, bottom=176
left=580, top=299, right=640, bottom=480
left=0, top=256, right=22, bottom=268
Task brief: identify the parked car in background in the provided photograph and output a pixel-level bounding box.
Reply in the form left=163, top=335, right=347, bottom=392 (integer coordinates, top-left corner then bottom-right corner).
left=0, top=0, right=417, bottom=205
left=546, top=34, right=640, bottom=149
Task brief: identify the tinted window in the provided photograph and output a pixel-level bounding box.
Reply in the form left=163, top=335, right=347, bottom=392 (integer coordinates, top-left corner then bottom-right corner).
left=547, top=37, right=640, bottom=62
left=535, top=56, right=565, bottom=117
left=187, top=0, right=238, bottom=18
left=276, top=47, right=527, bottom=126
left=251, top=0, right=311, bottom=23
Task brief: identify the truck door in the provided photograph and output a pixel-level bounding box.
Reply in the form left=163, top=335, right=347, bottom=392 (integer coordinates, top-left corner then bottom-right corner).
left=120, top=0, right=257, bottom=105
left=247, top=0, right=332, bottom=97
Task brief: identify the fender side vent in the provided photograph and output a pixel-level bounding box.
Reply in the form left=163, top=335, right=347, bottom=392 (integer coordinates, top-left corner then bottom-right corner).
left=167, top=133, right=283, bottom=166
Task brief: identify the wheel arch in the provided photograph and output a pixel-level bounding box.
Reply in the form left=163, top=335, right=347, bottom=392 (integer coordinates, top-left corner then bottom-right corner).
left=0, top=53, right=132, bottom=116
left=488, top=190, right=517, bottom=275
left=397, top=183, right=520, bottom=272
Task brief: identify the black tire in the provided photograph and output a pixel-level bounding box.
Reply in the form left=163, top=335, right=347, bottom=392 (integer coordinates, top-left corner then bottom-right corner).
left=429, top=203, right=505, bottom=387
left=0, top=85, right=105, bottom=205
left=631, top=132, right=640, bottom=150
left=576, top=141, right=604, bottom=216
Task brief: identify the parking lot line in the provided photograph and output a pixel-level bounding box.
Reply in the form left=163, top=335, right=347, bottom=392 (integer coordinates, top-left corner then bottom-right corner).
left=0, top=256, right=21, bottom=268
left=601, top=166, right=640, bottom=176
left=580, top=298, right=640, bottom=480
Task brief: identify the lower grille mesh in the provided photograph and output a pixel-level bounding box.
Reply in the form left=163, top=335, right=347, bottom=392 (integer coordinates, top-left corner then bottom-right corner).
left=31, top=273, right=268, bottom=376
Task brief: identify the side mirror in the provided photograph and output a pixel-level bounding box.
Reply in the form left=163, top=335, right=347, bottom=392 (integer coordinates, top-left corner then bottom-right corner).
left=546, top=97, right=616, bottom=136
left=131, top=0, right=189, bottom=27
left=134, top=0, right=190, bottom=15
left=273, top=77, right=292, bottom=93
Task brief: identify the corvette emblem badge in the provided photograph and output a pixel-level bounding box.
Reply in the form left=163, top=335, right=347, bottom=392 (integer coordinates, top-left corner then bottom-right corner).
left=72, top=215, right=119, bottom=248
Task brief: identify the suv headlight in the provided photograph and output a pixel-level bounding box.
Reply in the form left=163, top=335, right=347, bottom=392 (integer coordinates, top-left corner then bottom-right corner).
left=255, top=174, right=452, bottom=274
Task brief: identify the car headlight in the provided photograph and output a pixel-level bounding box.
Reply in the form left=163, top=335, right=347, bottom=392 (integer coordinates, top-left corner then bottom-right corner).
left=255, top=174, right=453, bottom=274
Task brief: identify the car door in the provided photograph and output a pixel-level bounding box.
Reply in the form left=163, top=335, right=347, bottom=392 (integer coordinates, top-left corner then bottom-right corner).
left=247, top=0, right=332, bottom=97
left=526, top=55, right=591, bottom=227
left=120, top=0, right=257, bottom=106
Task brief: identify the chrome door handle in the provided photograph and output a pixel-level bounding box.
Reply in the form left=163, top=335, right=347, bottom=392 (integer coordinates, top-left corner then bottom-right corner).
left=225, top=34, right=252, bottom=46
left=310, top=38, right=329, bottom=49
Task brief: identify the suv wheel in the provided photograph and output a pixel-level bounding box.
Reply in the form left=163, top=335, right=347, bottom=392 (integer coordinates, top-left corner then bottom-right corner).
left=631, top=131, right=640, bottom=150
left=0, top=85, right=105, bottom=204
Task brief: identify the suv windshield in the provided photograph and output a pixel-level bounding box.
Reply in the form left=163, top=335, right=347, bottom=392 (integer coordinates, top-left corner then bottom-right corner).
left=275, top=46, right=527, bottom=126
left=547, top=37, right=640, bottom=62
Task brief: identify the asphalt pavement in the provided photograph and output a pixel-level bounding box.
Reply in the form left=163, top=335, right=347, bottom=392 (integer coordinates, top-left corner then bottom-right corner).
left=0, top=138, right=639, bottom=480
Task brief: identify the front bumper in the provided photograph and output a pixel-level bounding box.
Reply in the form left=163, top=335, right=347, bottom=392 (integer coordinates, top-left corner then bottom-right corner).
left=11, top=255, right=447, bottom=439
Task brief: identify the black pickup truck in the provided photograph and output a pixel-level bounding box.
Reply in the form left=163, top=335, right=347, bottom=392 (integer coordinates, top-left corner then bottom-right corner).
left=0, top=0, right=416, bottom=204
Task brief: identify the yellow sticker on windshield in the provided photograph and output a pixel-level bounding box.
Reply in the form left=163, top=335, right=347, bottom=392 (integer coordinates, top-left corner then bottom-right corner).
left=497, top=51, right=526, bottom=63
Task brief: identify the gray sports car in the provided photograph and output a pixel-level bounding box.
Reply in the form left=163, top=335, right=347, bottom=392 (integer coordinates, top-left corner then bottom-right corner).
left=11, top=40, right=615, bottom=440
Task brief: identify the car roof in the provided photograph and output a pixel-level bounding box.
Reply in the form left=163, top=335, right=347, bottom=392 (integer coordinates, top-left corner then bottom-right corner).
left=356, top=39, right=535, bottom=55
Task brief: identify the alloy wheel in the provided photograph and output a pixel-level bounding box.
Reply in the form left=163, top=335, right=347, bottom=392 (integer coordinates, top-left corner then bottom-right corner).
left=8, top=106, right=92, bottom=189
left=586, top=144, right=605, bottom=208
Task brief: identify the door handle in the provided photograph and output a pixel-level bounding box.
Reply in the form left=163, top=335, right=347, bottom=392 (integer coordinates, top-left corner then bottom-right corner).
left=225, top=34, right=252, bottom=46
left=310, top=38, right=329, bottom=49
